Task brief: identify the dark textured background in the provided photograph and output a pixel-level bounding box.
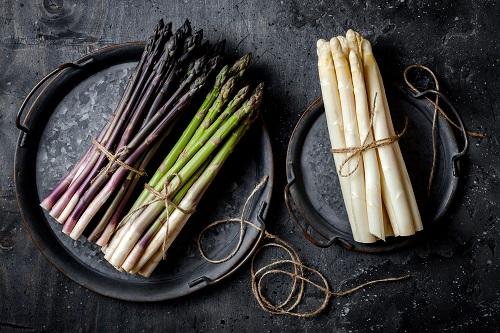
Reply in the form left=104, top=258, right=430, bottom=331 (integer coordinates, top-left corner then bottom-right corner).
left=1, top=0, right=499, bottom=332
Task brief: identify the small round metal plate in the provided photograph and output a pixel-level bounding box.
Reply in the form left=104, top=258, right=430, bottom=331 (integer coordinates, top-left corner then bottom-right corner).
left=14, top=43, right=274, bottom=301
left=285, top=85, right=463, bottom=252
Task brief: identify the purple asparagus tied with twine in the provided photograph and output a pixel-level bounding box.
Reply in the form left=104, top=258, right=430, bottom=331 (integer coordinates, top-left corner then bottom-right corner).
left=39, top=19, right=225, bottom=244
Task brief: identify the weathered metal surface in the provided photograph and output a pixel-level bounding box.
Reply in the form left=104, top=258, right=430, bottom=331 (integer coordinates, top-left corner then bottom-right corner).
left=1, top=0, right=499, bottom=331
left=14, top=43, right=273, bottom=301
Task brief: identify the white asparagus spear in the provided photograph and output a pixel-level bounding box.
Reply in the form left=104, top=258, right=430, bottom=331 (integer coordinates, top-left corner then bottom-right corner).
left=330, top=37, right=375, bottom=243
left=103, top=220, right=133, bottom=261
left=131, top=191, right=196, bottom=272
left=316, top=39, right=359, bottom=241
left=348, top=49, right=385, bottom=240
left=336, top=36, right=350, bottom=56
left=354, top=31, right=364, bottom=56
left=346, top=30, right=360, bottom=58
left=375, top=65, right=424, bottom=232
left=362, top=39, right=415, bottom=236
left=348, top=31, right=384, bottom=237
left=136, top=247, right=164, bottom=277
left=382, top=203, right=394, bottom=237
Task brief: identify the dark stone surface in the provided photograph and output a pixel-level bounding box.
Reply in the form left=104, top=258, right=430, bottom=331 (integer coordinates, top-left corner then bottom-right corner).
left=0, top=0, right=499, bottom=331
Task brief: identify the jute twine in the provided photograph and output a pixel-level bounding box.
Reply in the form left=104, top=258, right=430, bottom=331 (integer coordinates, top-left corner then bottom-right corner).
left=114, top=174, right=195, bottom=259
left=91, top=139, right=145, bottom=181
left=143, top=179, right=195, bottom=258
left=403, top=64, right=484, bottom=194
left=331, top=93, right=408, bottom=178
left=197, top=177, right=410, bottom=317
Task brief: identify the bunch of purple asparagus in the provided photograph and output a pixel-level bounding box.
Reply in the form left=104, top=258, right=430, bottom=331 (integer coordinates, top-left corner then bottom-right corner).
left=40, top=19, right=224, bottom=243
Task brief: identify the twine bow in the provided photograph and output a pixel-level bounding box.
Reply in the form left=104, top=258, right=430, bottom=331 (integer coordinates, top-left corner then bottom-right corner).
left=92, top=139, right=145, bottom=181
left=331, top=93, right=408, bottom=177
left=197, top=177, right=410, bottom=317
left=143, top=181, right=194, bottom=216
left=114, top=174, right=194, bottom=259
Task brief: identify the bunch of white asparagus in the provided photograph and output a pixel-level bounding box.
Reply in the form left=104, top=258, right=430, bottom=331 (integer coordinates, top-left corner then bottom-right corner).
left=317, top=30, right=423, bottom=243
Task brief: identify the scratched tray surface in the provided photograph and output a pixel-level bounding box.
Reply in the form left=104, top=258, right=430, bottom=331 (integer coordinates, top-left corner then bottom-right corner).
left=287, top=86, right=460, bottom=251
left=33, top=58, right=272, bottom=298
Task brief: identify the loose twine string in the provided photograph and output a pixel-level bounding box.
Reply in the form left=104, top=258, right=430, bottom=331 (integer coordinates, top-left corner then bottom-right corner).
left=197, top=176, right=410, bottom=317
left=403, top=64, right=484, bottom=194
left=331, top=65, right=483, bottom=192
left=91, top=139, right=145, bottom=181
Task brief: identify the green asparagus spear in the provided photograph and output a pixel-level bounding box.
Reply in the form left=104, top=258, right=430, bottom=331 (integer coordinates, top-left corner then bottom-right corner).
left=129, top=65, right=230, bottom=211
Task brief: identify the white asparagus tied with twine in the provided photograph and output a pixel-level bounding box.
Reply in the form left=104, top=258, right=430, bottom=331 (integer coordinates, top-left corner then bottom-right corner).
left=330, top=37, right=375, bottom=243
left=316, top=39, right=360, bottom=241
left=317, top=29, right=423, bottom=242
left=374, top=53, right=423, bottom=233
left=347, top=31, right=385, bottom=241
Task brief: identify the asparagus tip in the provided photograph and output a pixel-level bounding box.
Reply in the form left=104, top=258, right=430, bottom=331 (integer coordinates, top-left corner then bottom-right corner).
left=215, top=65, right=230, bottom=85
left=362, top=39, right=372, bottom=54
left=156, top=18, right=165, bottom=31
left=316, top=39, right=328, bottom=49
left=249, top=82, right=265, bottom=109
left=206, top=55, right=223, bottom=73
left=330, top=37, right=343, bottom=55
left=346, top=29, right=356, bottom=38
left=193, top=29, right=203, bottom=41
left=177, top=19, right=192, bottom=37
left=238, top=85, right=251, bottom=97
left=228, top=53, right=252, bottom=76
left=220, top=76, right=236, bottom=98
left=254, top=81, right=265, bottom=93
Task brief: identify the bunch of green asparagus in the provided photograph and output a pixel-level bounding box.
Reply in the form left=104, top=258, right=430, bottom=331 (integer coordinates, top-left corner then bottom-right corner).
left=102, top=55, right=264, bottom=276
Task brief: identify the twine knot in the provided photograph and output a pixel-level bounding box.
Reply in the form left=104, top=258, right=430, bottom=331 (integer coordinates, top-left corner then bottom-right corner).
left=330, top=93, right=408, bottom=178
left=143, top=175, right=195, bottom=259
left=92, top=139, right=145, bottom=181
left=144, top=180, right=195, bottom=216
left=113, top=174, right=194, bottom=260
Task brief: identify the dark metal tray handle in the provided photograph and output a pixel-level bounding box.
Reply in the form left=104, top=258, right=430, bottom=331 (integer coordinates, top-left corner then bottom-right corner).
left=410, top=88, right=469, bottom=177
left=16, top=59, right=94, bottom=135
left=194, top=185, right=270, bottom=286
left=284, top=179, right=353, bottom=249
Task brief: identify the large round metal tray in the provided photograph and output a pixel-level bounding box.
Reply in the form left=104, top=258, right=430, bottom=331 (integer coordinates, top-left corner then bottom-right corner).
left=14, top=42, right=273, bottom=301
left=285, top=85, right=467, bottom=252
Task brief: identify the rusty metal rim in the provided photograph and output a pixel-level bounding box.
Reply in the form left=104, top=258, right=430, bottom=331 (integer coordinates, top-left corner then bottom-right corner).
left=14, top=42, right=274, bottom=301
